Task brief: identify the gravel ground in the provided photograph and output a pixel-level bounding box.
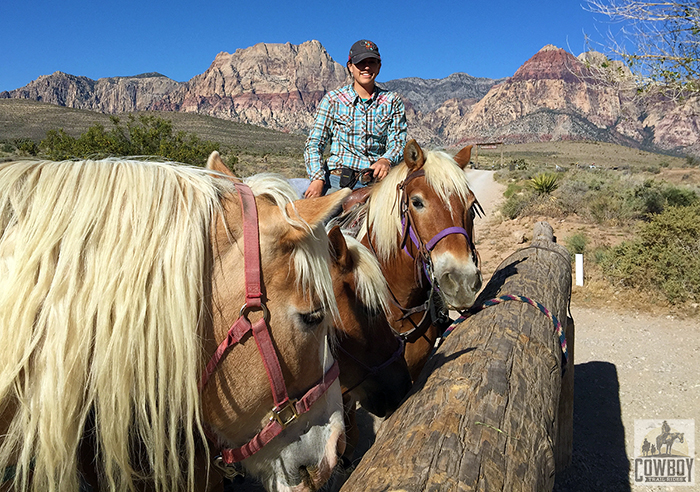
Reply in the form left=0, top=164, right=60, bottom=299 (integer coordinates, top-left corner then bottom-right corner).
left=554, top=305, right=700, bottom=492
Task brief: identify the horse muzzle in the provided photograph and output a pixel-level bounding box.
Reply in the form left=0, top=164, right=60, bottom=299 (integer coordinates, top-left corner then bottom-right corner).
left=436, top=262, right=483, bottom=310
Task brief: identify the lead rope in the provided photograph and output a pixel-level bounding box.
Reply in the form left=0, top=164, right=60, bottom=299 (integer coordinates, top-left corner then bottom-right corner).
left=437, top=294, right=568, bottom=374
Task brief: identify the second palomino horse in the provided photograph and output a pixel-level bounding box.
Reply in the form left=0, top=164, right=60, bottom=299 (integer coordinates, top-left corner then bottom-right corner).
left=352, top=139, right=482, bottom=380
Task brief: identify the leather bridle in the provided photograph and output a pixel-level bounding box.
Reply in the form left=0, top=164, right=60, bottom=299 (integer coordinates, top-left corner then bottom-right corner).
left=368, top=169, right=482, bottom=343
left=199, top=182, right=339, bottom=466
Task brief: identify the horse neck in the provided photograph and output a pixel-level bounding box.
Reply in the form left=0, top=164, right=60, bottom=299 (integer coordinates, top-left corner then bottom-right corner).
left=362, top=233, right=428, bottom=311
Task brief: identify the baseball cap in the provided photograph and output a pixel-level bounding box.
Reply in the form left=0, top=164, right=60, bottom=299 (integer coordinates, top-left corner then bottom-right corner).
left=348, top=40, right=381, bottom=65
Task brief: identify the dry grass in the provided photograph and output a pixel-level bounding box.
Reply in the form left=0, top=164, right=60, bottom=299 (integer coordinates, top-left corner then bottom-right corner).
left=474, top=141, right=687, bottom=170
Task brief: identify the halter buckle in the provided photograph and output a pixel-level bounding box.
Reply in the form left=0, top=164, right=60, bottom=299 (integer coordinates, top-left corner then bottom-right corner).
left=270, top=399, right=299, bottom=428
left=239, top=302, right=270, bottom=322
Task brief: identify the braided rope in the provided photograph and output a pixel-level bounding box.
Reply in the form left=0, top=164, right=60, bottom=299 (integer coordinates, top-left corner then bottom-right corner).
left=443, top=295, right=568, bottom=371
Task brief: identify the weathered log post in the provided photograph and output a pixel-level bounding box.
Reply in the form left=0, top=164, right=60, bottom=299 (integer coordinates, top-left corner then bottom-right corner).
left=340, top=222, right=574, bottom=492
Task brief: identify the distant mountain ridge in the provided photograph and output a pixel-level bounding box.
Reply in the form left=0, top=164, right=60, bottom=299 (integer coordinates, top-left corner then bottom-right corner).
left=2, top=40, right=699, bottom=156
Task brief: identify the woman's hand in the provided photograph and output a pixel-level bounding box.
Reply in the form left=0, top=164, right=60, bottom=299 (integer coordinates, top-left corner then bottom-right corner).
left=304, top=179, right=325, bottom=198
left=370, top=158, right=391, bottom=180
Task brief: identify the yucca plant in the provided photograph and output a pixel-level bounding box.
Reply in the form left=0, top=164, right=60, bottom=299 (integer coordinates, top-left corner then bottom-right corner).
left=530, top=173, right=559, bottom=195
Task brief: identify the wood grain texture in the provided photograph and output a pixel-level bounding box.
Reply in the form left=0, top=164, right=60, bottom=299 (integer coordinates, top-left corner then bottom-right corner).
left=340, top=222, right=574, bottom=492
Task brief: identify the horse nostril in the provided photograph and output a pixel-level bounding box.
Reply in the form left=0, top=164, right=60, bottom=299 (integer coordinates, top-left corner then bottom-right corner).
left=474, top=273, right=483, bottom=292
left=441, top=272, right=458, bottom=294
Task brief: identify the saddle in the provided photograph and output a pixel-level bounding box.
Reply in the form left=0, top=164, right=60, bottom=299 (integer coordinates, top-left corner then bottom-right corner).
left=342, top=186, right=372, bottom=213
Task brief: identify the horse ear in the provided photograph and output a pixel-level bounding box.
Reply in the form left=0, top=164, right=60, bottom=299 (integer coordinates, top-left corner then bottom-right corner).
left=327, top=226, right=353, bottom=273
left=206, top=151, right=234, bottom=177
left=283, top=189, right=352, bottom=242
left=403, top=139, right=425, bottom=172
left=453, top=145, right=473, bottom=170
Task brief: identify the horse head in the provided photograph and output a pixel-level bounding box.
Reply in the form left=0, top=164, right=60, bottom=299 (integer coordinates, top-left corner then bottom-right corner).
left=399, top=139, right=483, bottom=310
left=201, top=152, right=350, bottom=491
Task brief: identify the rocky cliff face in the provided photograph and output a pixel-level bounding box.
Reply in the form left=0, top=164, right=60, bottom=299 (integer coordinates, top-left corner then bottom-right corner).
left=2, top=72, right=181, bottom=113
left=432, top=45, right=642, bottom=145
left=3, top=41, right=699, bottom=155
left=381, top=73, right=504, bottom=113
left=151, top=40, right=348, bottom=132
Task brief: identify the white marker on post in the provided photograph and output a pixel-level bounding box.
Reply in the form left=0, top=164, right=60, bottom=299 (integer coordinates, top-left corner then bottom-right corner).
left=575, top=254, right=584, bottom=287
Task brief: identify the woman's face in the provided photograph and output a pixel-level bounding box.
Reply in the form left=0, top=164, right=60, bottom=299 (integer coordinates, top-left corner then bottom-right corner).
left=349, top=57, right=381, bottom=87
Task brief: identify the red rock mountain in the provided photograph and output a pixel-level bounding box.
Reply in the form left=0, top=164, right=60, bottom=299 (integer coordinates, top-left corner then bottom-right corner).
left=2, top=41, right=698, bottom=155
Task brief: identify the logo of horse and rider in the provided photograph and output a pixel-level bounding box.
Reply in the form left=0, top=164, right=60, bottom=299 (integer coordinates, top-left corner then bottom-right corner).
left=640, top=420, right=688, bottom=457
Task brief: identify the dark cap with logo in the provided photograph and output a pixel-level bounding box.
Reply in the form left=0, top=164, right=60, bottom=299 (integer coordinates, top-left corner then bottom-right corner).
left=348, top=40, right=381, bottom=64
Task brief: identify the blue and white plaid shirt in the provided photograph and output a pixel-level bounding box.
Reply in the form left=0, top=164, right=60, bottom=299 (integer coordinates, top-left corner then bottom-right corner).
left=304, top=84, right=408, bottom=182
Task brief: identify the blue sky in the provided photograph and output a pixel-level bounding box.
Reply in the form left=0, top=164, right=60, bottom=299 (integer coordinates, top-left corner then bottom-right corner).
left=1, top=0, right=613, bottom=92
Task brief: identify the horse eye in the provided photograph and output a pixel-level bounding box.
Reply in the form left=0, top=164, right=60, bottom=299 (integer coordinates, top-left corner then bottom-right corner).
left=410, top=197, right=425, bottom=209
left=299, top=309, right=325, bottom=327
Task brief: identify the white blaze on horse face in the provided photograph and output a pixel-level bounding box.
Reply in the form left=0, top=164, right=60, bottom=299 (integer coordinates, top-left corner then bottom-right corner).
left=432, top=249, right=482, bottom=310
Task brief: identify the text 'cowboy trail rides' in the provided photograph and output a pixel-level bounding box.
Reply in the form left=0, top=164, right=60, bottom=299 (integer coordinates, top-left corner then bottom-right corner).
left=633, top=419, right=695, bottom=486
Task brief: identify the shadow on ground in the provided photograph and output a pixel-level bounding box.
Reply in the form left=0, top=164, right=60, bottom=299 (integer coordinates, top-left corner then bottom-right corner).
left=554, top=361, right=631, bottom=492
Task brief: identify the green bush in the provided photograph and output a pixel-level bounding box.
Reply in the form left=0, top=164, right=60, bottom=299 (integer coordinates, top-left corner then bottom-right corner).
left=565, top=233, right=588, bottom=257
left=501, top=192, right=533, bottom=220
left=40, top=115, right=228, bottom=168
left=503, top=182, right=523, bottom=199
left=14, top=138, right=39, bottom=156
left=599, top=204, right=700, bottom=304
left=630, top=180, right=699, bottom=218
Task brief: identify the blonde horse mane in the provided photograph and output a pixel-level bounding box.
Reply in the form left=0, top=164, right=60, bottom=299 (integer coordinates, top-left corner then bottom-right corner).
left=0, top=160, right=336, bottom=492
left=243, top=173, right=338, bottom=321
left=361, top=150, right=473, bottom=261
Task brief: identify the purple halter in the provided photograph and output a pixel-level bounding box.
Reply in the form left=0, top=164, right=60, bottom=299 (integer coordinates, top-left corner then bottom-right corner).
left=403, top=221, right=473, bottom=261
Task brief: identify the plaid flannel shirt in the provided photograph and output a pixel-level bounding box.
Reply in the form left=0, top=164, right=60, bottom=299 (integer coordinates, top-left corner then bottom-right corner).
left=304, top=84, right=407, bottom=182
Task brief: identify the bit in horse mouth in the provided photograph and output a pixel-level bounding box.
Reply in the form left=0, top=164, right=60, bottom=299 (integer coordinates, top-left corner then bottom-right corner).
left=298, top=465, right=321, bottom=490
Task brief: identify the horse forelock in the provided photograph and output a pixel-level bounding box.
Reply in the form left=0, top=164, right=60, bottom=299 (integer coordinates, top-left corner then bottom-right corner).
left=0, top=158, right=229, bottom=492
left=362, top=150, right=474, bottom=261
left=243, top=173, right=339, bottom=324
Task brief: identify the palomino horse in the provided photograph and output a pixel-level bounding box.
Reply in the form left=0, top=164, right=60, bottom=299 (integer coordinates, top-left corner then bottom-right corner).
left=351, top=139, right=482, bottom=380
left=206, top=156, right=412, bottom=474
left=0, top=156, right=350, bottom=492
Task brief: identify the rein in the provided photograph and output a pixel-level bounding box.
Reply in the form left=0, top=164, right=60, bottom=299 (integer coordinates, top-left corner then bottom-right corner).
left=440, top=294, right=569, bottom=373
left=199, top=182, right=339, bottom=468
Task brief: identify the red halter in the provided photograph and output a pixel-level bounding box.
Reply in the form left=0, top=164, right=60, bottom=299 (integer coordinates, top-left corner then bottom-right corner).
left=199, top=182, right=339, bottom=464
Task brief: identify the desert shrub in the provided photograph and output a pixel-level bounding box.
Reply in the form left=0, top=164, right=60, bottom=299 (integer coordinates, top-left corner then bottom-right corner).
left=530, top=173, right=559, bottom=195
left=501, top=192, right=533, bottom=220
left=555, top=179, right=591, bottom=215
left=14, top=138, right=39, bottom=156
left=565, top=232, right=588, bottom=257
left=508, top=158, right=528, bottom=171
left=599, top=204, right=700, bottom=304
left=629, top=180, right=699, bottom=218
left=588, top=192, right=636, bottom=224
left=631, top=180, right=666, bottom=216
left=503, top=182, right=523, bottom=199
left=663, top=186, right=698, bottom=208
left=40, top=115, right=226, bottom=167
left=685, top=155, right=700, bottom=168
